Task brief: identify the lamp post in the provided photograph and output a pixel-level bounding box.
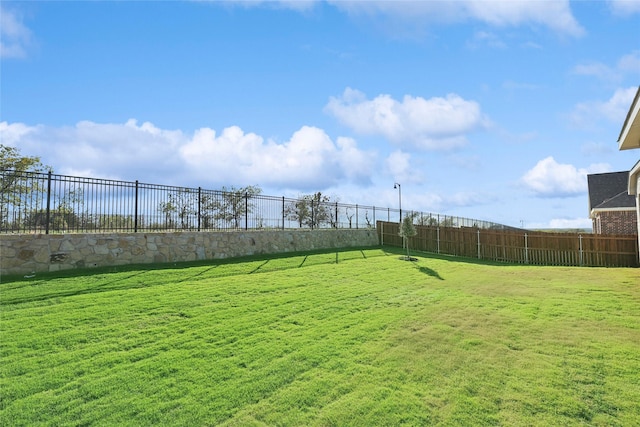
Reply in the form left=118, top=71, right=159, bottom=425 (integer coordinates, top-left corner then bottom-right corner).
left=393, top=182, right=401, bottom=223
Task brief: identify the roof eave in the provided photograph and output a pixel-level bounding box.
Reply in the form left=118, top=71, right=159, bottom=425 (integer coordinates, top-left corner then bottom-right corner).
left=629, top=159, right=640, bottom=195
left=618, top=86, right=640, bottom=150
left=591, top=206, right=636, bottom=219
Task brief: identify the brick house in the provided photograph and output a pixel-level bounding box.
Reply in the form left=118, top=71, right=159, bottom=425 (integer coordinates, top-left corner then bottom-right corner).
left=588, top=171, right=637, bottom=234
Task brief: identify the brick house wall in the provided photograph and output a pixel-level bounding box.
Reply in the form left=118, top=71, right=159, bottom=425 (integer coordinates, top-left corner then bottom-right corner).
left=592, top=210, right=638, bottom=235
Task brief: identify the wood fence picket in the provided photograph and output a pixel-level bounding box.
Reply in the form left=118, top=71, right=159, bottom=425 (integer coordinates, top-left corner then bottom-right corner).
left=377, top=221, right=639, bottom=268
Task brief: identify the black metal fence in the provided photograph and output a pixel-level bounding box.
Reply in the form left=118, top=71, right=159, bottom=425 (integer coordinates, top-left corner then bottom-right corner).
left=1, top=170, right=515, bottom=234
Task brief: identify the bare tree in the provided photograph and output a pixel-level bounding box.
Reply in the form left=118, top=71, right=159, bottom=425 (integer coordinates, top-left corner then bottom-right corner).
left=364, top=210, right=373, bottom=228
left=345, top=206, right=355, bottom=228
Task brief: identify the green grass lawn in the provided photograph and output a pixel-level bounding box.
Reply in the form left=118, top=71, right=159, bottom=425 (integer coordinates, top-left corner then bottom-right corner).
left=1, top=248, right=639, bottom=426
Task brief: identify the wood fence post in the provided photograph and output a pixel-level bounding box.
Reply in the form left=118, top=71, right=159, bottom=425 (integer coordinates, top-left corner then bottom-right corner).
left=579, top=234, right=583, bottom=266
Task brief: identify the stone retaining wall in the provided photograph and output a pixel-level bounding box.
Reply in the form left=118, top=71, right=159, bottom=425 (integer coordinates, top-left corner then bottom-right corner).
left=1, top=229, right=380, bottom=276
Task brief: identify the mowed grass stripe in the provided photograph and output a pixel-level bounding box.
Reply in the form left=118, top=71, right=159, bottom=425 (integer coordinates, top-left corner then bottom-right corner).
left=1, top=249, right=411, bottom=425
left=1, top=248, right=639, bottom=426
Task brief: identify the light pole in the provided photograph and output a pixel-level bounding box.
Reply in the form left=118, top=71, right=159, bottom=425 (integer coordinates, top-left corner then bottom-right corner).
left=394, top=182, right=401, bottom=223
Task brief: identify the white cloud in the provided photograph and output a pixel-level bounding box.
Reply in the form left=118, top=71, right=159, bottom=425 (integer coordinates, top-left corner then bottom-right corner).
left=335, top=136, right=376, bottom=182
left=572, top=62, right=614, bottom=80
left=222, top=0, right=318, bottom=12
left=570, top=86, right=638, bottom=127
left=0, top=121, right=37, bottom=145
left=384, top=150, right=418, bottom=184
left=572, top=50, right=640, bottom=82
left=609, top=0, right=640, bottom=15
left=181, top=124, right=374, bottom=188
left=3, top=119, right=376, bottom=190
left=618, top=50, right=640, bottom=74
left=445, top=191, right=493, bottom=208
left=468, top=0, right=584, bottom=36
left=597, top=87, right=638, bottom=121
left=325, top=88, right=489, bottom=150
left=548, top=217, right=593, bottom=229
left=0, top=6, right=33, bottom=59
left=221, top=0, right=585, bottom=37
left=328, top=0, right=585, bottom=37
left=525, top=216, right=593, bottom=230
left=520, top=156, right=610, bottom=197
left=3, top=120, right=188, bottom=181
left=580, top=141, right=614, bottom=157
left=467, top=31, right=507, bottom=49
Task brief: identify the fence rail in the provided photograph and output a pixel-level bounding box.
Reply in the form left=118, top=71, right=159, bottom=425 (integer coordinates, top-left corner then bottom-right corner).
left=378, top=221, right=639, bottom=268
left=1, top=170, right=514, bottom=234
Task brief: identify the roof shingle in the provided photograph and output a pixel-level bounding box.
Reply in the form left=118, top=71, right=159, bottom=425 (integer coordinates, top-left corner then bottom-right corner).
left=587, top=171, right=636, bottom=211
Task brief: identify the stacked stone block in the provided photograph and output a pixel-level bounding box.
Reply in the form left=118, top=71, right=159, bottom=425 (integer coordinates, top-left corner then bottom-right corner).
left=1, top=229, right=379, bottom=276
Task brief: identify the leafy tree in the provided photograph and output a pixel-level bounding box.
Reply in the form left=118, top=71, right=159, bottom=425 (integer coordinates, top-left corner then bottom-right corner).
left=286, top=192, right=334, bottom=229
left=93, top=214, right=135, bottom=230
left=1, top=145, right=51, bottom=204
left=1, top=145, right=52, bottom=229
left=440, top=217, right=455, bottom=227
left=416, top=213, right=438, bottom=227
left=158, top=191, right=199, bottom=229
left=399, top=215, right=417, bottom=260
left=52, top=186, right=85, bottom=230
left=158, top=198, right=177, bottom=228
left=0, top=145, right=50, bottom=172
left=199, top=193, right=216, bottom=229
left=286, top=197, right=311, bottom=228
left=210, top=185, right=262, bottom=229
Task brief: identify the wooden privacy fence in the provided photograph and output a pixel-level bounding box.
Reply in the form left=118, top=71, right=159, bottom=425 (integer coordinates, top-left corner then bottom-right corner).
left=377, top=221, right=639, bottom=268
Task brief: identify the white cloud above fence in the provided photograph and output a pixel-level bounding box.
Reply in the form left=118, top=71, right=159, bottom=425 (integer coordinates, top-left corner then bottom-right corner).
left=520, top=156, right=610, bottom=197
left=1, top=119, right=375, bottom=191
left=325, top=88, right=489, bottom=150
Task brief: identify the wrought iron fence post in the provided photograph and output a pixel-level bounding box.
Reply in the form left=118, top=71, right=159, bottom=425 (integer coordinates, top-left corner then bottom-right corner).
left=311, top=200, right=315, bottom=230
left=282, top=196, right=285, bottom=230
left=245, top=192, right=248, bottom=230
left=45, top=171, right=52, bottom=235
left=134, top=180, right=139, bottom=233
left=335, top=202, right=338, bottom=228
left=197, top=187, right=202, bottom=232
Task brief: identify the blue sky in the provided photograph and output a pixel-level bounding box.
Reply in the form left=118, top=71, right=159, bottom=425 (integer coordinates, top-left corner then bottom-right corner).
left=1, top=1, right=639, bottom=229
